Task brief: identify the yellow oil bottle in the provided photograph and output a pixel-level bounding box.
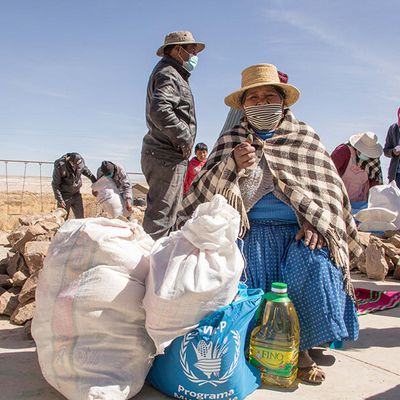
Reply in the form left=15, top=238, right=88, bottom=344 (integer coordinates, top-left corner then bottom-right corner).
left=249, top=282, right=300, bottom=387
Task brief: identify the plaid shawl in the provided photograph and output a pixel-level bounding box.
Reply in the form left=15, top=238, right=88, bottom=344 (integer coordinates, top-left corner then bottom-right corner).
left=179, top=110, right=362, bottom=297
left=354, top=148, right=384, bottom=184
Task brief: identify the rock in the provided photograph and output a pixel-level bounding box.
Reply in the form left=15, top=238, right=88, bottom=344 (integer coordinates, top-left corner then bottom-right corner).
left=380, top=241, right=400, bottom=265
left=7, top=226, right=29, bottom=247
left=10, top=299, right=35, bottom=325
left=357, top=231, right=371, bottom=247
left=24, top=320, right=33, bottom=340
left=23, top=241, right=50, bottom=274
left=365, top=241, right=389, bottom=280
left=0, top=256, right=8, bottom=275
left=383, top=230, right=400, bottom=239
left=13, top=224, right=48, bottom=253
left=393, top=262, right=400, bottom=280
left=18, top=272, right=39, bottom=304
left=0, top=274, right=12, bottom=289
left=0, top=230, right=10, bottom=246
left=387, top=234, right=400, bottom=248
left=6, top=252, right=25, bottom=278
left=12, top=270, right=29, bottom=287
left=0, top=287, right=20, bottom=316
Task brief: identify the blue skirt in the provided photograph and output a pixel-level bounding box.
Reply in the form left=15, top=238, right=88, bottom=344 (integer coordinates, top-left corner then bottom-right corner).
left=242, top=221, right=359, bottom=351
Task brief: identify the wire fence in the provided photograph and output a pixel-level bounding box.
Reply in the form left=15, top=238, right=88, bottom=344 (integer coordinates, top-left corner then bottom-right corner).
left=0, top=159, right=146, bottom=216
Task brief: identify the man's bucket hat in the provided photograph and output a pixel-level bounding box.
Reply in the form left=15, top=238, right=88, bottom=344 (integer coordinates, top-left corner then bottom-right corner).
left=156, top=31, right=205, bottom=57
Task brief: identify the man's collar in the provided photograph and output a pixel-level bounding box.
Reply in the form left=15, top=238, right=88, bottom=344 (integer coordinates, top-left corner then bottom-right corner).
left=162, top=55, right=191, bottom=79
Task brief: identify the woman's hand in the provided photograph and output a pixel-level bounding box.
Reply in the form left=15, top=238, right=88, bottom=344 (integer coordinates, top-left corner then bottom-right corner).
left=233, top=139, right=256, bottom=171
left=295, top=221, right=326, bottom=250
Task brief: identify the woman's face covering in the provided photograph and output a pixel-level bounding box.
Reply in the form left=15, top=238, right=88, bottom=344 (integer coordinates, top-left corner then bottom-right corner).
left=243, top=86, right=283, bottom=107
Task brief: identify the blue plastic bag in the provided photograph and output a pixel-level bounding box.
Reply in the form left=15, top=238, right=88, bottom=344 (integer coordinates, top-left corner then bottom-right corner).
left=147, top=286, right=263, bottom=400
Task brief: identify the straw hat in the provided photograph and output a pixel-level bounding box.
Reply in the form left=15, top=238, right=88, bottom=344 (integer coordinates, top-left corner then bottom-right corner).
left=156, top=31, right=205, bottom=57
left=349, top=132, right=383, bottom=158
left=224, top=64, right=300, bottom=109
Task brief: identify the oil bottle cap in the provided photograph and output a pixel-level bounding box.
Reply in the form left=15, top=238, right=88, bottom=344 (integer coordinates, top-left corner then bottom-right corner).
left=271, top=282, right=287, bottom=294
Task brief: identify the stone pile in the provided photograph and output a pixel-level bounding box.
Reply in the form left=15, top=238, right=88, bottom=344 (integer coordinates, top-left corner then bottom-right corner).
left=352, top=230, right=400, bottom=281
left=0, top=209, right=67, bottom=336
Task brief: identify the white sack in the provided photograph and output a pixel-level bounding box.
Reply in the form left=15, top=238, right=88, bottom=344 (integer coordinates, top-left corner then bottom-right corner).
left=92, top=176, right=127, bottom=218
left=143, top=194, right=244, bottom=354
left=32, top=218, right=155, bottom=400
left=367, top=181, right=400, bottom=228
left=354, top=207, right=397, bottom=223
left=358, top=221, right=398, bottom=232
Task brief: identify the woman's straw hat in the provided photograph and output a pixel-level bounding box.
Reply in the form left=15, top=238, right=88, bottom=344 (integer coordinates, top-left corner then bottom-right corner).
left=349, top=132, right=383, bottom=158
left=224, top=64, right=300, bottom=109
left=157, top=31, right=205, bottom=57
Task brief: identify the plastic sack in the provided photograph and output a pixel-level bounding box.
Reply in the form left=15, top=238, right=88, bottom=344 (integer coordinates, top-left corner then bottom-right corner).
left=354, top=207, right=397, bottom=223
left=367, top=181, right=400, bottom=228
left=32, top=218, right=155, bottom=400
left=147, top=286, right=263, bottom=400
left=358, top=221, right=397, bottom=232
left=143, top=194, right=245, bottom=354
left=92, top=176, right=128, bottom=218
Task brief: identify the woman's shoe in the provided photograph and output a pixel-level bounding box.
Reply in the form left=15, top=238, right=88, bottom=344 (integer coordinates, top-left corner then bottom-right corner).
left=297, top=363, right=326, bottom=384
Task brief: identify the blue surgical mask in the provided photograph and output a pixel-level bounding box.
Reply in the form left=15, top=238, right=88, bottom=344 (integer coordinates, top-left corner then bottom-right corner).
left=106, top=172, right=114, bottom=178
left=359, top=153, right=370, bottom=161
left=183, top=55, right=198, bottom=72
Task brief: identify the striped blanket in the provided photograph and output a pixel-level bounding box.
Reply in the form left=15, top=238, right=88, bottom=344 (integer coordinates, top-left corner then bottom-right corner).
left=355, top=287, right=400, bottom=315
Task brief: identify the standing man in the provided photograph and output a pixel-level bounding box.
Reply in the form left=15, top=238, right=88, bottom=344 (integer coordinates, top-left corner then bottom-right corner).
left=383, top=107, right=400, bottom=187
left=141, top=31, right=205, bottom=239
left=52, top=152, right=97, bottom=219
left=95, top=160, right=133, bottom=214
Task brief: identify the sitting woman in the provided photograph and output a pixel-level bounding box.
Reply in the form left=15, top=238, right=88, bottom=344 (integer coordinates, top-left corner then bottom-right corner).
left=331, top=132, right=383, bottom=213
left=178, top=63, right=362, bottom=384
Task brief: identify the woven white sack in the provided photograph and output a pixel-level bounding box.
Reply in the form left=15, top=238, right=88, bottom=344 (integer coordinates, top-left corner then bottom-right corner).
left=92, top=176, right=127, bottom=218
left=32, top=218, right=155, bottom=400
left=143, top=194, right=244, bottom=354
left=368, top=181, right=400, bottom=228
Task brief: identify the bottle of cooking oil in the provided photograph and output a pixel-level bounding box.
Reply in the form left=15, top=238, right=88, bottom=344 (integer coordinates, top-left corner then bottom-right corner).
left=249, top=282, right=300, bottom=387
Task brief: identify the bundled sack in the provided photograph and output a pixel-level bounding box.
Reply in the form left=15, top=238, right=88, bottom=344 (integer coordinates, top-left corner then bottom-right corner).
left=143, top=194, right=245, bottom=354
left=367, top=181, right=400, bottom=228
left=147, top=286, right=263, bottom=400
left=92, top=176, right=129, bottom=218
left=32, top=218, right=155, bottom=400
left=355, top=207, right=398, bottom=232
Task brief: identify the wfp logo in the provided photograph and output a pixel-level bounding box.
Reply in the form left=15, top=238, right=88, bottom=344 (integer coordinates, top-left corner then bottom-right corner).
left=179, top=329, right=240, bottom=387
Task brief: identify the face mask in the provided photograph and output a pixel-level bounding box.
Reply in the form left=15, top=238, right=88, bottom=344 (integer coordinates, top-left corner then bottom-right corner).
left=359, top=153, right=370, bottom=161
left=179, top=46, right=198, bottom=72
left=244, top=103, right=283, bottom=131
left=106, top=172, right=114, bottom=178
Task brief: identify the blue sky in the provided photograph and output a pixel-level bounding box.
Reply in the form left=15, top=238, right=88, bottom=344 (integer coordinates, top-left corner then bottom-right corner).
left=1, top=0, right=399, bottom=178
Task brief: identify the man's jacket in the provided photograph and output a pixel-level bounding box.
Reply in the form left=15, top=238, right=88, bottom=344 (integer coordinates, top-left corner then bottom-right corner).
left=142, top=56, right=197, bottom=161
left=383, top=123, right=400, bottom=181
left=52, top=155, right=96, bottom=203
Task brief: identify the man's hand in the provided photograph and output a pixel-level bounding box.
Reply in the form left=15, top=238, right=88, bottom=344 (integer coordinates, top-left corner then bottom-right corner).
left=92, top=190, right=98, bottom=197
left=58, top=200, right=66, bottom=209
left=233, top=136, right=256, bottom=172
left=393, top=145, right=400, bottom=156
left=295, top=221, right=326, bottom=250
left=125, top=199, right=133, bottom=212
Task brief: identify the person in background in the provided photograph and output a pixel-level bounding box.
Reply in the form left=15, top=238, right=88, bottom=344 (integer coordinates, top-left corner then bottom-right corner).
left=331, top=132, right=383, bottom=212
left=141, top=30, right=205, bottom=240
left=383, top=107, right=400, bottom=187
left=178, top=63, right=362, bottom=384
left=183, top=142, right=208, bottom=194
left=95, top=160, right=133, bottom=214
left=52, top=152, right=97, bottom=219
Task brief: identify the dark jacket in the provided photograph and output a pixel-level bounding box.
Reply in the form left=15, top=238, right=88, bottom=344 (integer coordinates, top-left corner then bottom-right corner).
left=96, top=161, right=132, bottom=201
left=142, top=56, right=197, bottom=162
left=52, top=155, right=96, bottom=203
left=383, top=123, right=400, bottom=181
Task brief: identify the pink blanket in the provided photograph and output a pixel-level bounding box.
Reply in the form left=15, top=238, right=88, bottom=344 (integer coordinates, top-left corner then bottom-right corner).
left=355, top=287, right=400, bottom=315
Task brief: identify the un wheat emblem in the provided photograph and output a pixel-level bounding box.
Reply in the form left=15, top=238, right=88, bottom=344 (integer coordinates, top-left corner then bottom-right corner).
left=179, top=330, right=240, bottom=387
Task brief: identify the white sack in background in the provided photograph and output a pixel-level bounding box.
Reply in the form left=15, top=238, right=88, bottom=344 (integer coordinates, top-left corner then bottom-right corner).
left=143, top=194, right=244, bottom=354
left=367, top=181, right=400, bottom=228
left=32, top=218, right=155, bottom=400
left=92, top=176, right=128, bottom=218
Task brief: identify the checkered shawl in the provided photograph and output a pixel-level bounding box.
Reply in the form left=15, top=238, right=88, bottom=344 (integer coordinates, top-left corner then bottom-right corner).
left=355, top=148, right=383, bottom=184
left=179, top=110, right=362, bottom=297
